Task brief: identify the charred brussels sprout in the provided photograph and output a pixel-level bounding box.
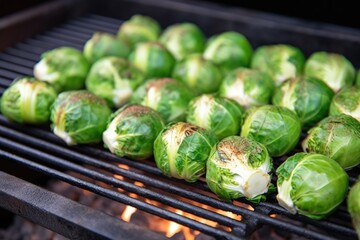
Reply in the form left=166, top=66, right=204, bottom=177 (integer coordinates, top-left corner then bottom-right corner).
left=348, top=181, right=360, bottom=238
left=129, top=42, right=175, bottom=78
left=206, top=136, right=272, bottom=201
left=172, top=54, right=222, bottom=95
left=302, top=114, right=360, bottom=170
left=272, top=77, right=334, bottom=129
left=0, top=77, right=57, bottom=124
left=34, top=47, right=90, bottom=92
left=203, top=32, right=253, bottom=71
left=186, top=95, right=244, bottom=139
left=83, top=32, right=130, bottom=64
left=117, top=15, right=161, bottom=48
left=131, top=78, right=194, bottom=123
left=219, top=68, right=275, bottom=109
left=241, top=105, right=301, bottom=157
left=304, top=52, right=355, bottom=92
left=154, top=122, right=217, bottom=182
left=251, top=44, right=305, bottom=86
left=160, top=23, right=205, bottom=60
left=51, top=90, right=111, bottom=145
left=329, top=86, right=360, bottom=122
left=103, top=104, right=165, bottom=160
left=86, top=57, right=145, bottom=108
left=276, top=153, right=348, bottom=220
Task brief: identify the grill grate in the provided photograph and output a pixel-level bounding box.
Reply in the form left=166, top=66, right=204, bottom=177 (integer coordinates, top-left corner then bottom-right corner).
left=0, top=14, right=358, bottom=240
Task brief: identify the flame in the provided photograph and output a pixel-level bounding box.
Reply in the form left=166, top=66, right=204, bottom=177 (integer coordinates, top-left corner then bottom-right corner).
left=121, top=205, right=137, bottom=222
left=166, top=210, right=183, bottom=237
left=118, top=164, right=129, bottom=170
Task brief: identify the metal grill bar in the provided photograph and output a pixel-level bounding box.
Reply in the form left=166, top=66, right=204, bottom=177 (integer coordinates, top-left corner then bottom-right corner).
left=0, top=13, right=358, bottom=240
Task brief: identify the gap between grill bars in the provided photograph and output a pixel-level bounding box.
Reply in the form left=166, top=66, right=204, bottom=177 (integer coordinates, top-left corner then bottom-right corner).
left=0, top=14, right=358, bottom=240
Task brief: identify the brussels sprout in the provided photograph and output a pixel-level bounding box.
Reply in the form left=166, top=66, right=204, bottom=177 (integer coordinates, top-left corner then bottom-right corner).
left=329, top=86, right=360, bottom=122
left=154, top=122, right=217, bottom=182
left=160, top=23, right=205, bottom=60
left=117, top=15, right=161, bottom=48
left=131, top=78, right=194, bottom=123
left=186, top=95, right=244, bottom=139
left=86, top=57, right=144, bottom=108
left=0, top=77, right=57, bottom=124
left=348, top=180, right=360, bottom=238
left=129, top=42, right=175, bottom=79
left=34, top=47, right=90, bottom=92
left=251, top=44, right=305, bottom=86
left=51, top=90, right=111, bottom=145
left=219, top=68, right=275, bottom=109
left=241, top=105, right=301, bottom=157
left=273, top=77, right=334, bottom=129
left=304, top=52, right=355, bottom=92
left=302, top=114, right=360, bottom=169
left=206, top=136, right=272, bottom=201
left=203, top=32, right=252, bottom=71
left=172, top=54, right=222, bottom=95
left=356, top=69, right=360, bottom=87
left=103, top=104, right=164, bottom=160
left=83, top=32, right=130, bottom=64
left=276, top=152, right=348, bottom=220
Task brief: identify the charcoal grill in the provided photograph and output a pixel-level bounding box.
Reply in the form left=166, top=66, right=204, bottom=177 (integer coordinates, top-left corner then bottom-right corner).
left=0, top=0, right=359, bottom=239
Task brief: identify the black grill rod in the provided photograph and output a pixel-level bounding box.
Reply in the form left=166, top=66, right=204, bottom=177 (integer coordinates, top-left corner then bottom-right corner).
left=0, top=53, right=36, bottom=68
left=0, top=60, right=33, bottom=76
left=77, top=16, right=122, bottom=29
left=51, top=26, right=93, bottom=39
left=45, top=31, right=89, bottom=45
left=58, top=23, right=104, bottom=35
left=72, top=17, right=119, bottom=31
left=0, top=135, right=247, bottom=232
left=0, top=121, right=351, bottom=239
left=86, top=14, right=124, bottom=25
left=0, top=77, right=12, bottom=87
left=3, top=48, right=40, bottom=62
left=0, top=69, right=21, bottom=80
left=0, top=150, right=241, bottom=240
left=34, top=35, right=83, bottom=49
left=68, top=20, right=117, bottom=35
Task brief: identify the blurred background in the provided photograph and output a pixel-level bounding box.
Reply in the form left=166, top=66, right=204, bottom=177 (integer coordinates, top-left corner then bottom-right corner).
left=1, top=0, right=358, bottom=28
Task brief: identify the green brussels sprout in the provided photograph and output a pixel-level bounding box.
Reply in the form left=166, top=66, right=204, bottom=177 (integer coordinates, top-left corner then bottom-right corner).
left=219, top=68, right=275, bottom=109
left=154, top=122, right=217, bottom=182
left=356, top=69, right=360, bottom=87
left=302, top=114, right=360, bottom=169
left=34, top=47, right=90, bottom=92
left=131, top=78, right=194, bottom=123
left=273, top=77, right=334, bottom=129
left=129, top=42, right=175, bottom=79
left=160, top=23, right=205, bottom=60
left=241, top=105, right=301, bottom=157
left=117, top=15, right=161, bottom=48
left=0, top=77, right=57, bottom=124
left=51, top=90, right=111, bottom=145
left=329, top=86, right=360, bottom=122
left=203, top=31, right=253, bottom=71
left=86, top=57, right=145, bottom=108
left=172, top=54, right=222, bottom=95
left=83, top=32, right=130, bottom=64
left=276, top=152, right=348, bottom=220
left=348, top=180, right=360, bottom=238
left=304, top=52, right=355, bottom=92
left=251, top=44, right=305, bottom=86
left=103, top=104, right=165, bottom=160
left=206, top=136, right=272, bottom=201
left=186, top=94, right=244, bottom=139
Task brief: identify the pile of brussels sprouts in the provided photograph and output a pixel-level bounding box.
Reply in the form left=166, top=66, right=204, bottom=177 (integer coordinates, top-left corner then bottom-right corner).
left=1, top=14, right=360, bottom=231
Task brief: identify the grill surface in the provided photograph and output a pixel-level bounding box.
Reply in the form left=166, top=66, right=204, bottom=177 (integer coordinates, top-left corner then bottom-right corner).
left=0, top=14, right=359, bottom=240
